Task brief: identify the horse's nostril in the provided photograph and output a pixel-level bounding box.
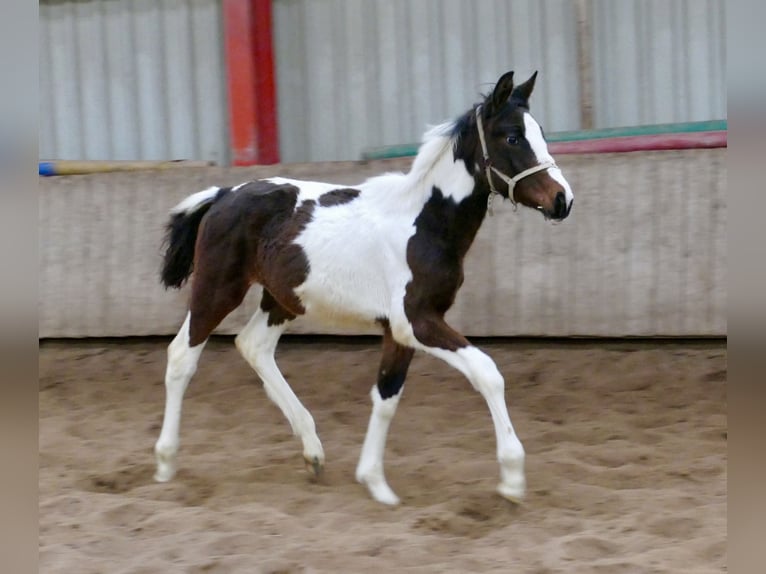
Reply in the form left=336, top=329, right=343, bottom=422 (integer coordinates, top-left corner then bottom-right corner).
left=554, top=191, right=566, bottom=219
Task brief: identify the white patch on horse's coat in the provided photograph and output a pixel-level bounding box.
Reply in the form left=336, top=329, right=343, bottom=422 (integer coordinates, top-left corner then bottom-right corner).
left=170, top=186, right=220, bottom=215
left=154, top=313, right=206, bottom=482
left=356, top=385, right=403, bottom=505
left=523, top=112, right=574, bottom=208
left=286, top=127, right=476, bottom=330
left=410, top=121, right=475, bottom=202
left=231, top=181, right=250, bottom=192
left=292, top=174, right=413, bottom=327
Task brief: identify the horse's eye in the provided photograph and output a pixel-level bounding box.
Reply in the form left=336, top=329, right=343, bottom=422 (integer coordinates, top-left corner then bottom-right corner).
left=506, top=135, right=519, bottom=145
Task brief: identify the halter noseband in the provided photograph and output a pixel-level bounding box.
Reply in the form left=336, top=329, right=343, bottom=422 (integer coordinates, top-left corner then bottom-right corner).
left=475, top=105, right=557, bottom=215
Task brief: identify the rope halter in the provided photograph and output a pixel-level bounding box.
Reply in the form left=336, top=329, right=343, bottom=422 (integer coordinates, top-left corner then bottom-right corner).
left=475, top=105, right=557, bottom=215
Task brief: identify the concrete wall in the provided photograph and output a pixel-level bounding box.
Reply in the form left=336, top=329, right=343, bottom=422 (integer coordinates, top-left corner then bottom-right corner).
left=39, top=149, right=726, bottom=339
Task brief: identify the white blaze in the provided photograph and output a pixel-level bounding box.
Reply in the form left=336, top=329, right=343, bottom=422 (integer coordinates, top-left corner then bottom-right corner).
left=523, top=113, right=574, bottom=207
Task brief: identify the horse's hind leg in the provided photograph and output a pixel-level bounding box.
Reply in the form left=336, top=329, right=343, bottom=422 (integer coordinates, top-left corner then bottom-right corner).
left=154, top=312, right=205, bottom=482
left=154, top=257, right=250, bottom=482
left=235, top=291, right=325, bottom=477
left=356, top=325, right=414, bottom=505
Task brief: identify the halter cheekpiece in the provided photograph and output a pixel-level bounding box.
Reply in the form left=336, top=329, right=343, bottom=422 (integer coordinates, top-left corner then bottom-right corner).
left=475, top=105, right=557, bottom=215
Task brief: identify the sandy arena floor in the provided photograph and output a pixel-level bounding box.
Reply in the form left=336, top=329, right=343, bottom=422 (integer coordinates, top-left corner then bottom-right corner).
left=39, top=338, right=726, bottom=573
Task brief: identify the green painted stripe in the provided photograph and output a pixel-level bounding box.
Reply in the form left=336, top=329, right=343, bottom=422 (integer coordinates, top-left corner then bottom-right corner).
left=545, top=119, right=727, bottom=143
left=362, top=144, right=421, bottom=160
left=361, top=119, right=728, bottom=160
left=362, top=144, right=420, bottom=160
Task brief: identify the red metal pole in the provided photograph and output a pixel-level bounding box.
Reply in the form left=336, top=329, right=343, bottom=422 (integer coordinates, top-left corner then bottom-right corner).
left=223, top=0, right=280, bottom=165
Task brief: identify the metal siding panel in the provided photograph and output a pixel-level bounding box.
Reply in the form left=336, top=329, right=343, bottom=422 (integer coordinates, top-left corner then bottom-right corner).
left=407, top=1, right=433, bottom=141
left=39, top=3, right=56, bottom=159
left=40, top=0, right=227, bottom=162
left=102, top=0, right=141, bottom=159
left=271, top=0, right=725, bottom=161
left=331, top=0, right=354, bottom=161
left=376, top=0, right=402, bottom=146
left=162, top=0, right=197, bottom=159
left=644, top=0, right=676, bottom=124
left=475, top=1, right=501, bottom=92
left=273, top=0, right=584, bottom=162
left=73, top=0, right=110, bottom=159
left=133, top=0, right=168, bottom=158
left=426, top=0, right=447, bottom=122
left=189, top=0, right=229, bottom=164
left=273, top=0, right=309, bottom=163
left=539, top=0, right=580, bottom=131
left=303, top=0, right=338, bottom=162
left=48, top=1, right=84, bottom=159
left=591, top=0, right=726, bottom=129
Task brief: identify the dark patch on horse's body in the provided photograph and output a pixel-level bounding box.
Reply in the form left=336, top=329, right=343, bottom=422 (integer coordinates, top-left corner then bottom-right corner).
left=258, top=200, right=316, bottom=322
left=451, top=112, right=481, bottom=179
left=318, top=187, right=361, bottom=207
left=260, top=289, right=296, bottom=326
left=403, top=186, right=488, bottom=351
left=161, top=187, right=232, bottom=289
left=377, top=323, right=415, bottom=399
left=180, top=181, right=316, bottom=345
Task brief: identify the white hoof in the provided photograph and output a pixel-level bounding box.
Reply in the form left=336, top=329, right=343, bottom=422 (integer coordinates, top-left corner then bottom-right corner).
left=368, top=482, right=401, bottom=506
left=154, top=446, right=177, bottom=482
left=356, top=469, right=400, bottom=505
left=497, top=480, right=525, bottom=504
left=154, top=461, right=176, bottom=483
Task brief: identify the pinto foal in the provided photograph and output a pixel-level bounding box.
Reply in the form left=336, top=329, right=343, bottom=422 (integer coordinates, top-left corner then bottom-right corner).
left=155, top=71, right=573, bottom=505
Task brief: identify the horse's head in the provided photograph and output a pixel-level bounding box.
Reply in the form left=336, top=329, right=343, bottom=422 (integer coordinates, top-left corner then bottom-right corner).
left=475, top=71, right=573, bottom=221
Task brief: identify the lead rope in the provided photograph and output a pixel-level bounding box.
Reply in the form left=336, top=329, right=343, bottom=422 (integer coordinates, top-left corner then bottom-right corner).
left=475, top=105, right=557, bottom=216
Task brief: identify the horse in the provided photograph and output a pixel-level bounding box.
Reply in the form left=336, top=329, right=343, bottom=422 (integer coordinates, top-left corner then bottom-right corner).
left=154, top=70, right=573, bottom=505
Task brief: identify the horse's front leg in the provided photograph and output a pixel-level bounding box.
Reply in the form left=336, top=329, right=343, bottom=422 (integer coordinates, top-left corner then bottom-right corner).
left=235, top=297, right=325, bottom=477
left=356, top=325, right=414, bottom=505
left=407, top=316, right=526, bottom=503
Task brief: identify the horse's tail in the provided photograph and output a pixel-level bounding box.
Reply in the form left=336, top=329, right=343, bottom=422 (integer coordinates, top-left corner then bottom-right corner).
left=160, top=186, right=230, bottom=289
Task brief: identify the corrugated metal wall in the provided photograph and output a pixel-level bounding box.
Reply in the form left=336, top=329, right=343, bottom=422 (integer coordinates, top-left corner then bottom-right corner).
left=38, top=0, right=726, bottom=164
left=39, top=0, right=229, bottom=163
left=272, top=0, right=581, bottom=163
left=273, top=0, right=726, bottom=162
left=590, top=0, right=726, bottom=128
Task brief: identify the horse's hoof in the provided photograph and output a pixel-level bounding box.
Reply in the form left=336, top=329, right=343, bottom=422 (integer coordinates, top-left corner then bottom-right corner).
left=154, top=452, right=176, bottom=483
left=305, top=455, right=324, bottom=479
left=497, top=482, right=525, bottom=505
left=356, top=471, right=401, bottom=506
left=369, top=485, right=400, bottom=506
left=154, top=466, right=175, bottom=483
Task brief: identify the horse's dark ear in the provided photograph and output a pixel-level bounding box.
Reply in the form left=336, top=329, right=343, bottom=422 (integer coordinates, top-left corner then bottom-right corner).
left=511, top=71, right=538, bottom=105
left=487, top=71, right=515, bottom=115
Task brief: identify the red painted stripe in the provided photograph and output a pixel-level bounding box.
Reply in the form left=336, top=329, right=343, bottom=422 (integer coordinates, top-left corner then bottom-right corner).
left=223, top=0, right=279, bottom=166
left=549, top=131, right=727, bottom=155
left=251, top=0, right=279, bottom=164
